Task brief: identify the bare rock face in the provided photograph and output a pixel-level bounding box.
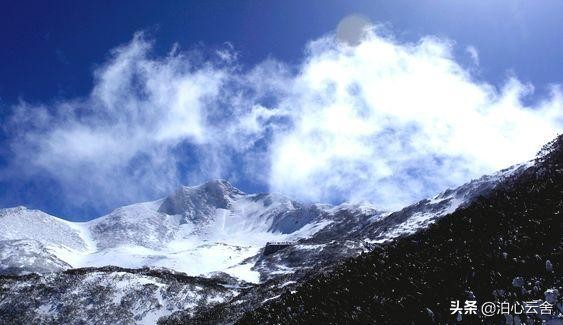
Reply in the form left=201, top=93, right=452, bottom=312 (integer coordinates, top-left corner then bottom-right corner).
left=263, top=242, right=294, bottom=255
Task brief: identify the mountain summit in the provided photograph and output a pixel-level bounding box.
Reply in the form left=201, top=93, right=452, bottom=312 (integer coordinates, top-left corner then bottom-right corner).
left=0, top=180, right=374, bottom=279
left=158, top=180, right=245, bottom=221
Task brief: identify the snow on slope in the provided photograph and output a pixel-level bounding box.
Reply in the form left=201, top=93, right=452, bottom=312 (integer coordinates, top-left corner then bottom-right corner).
left=0, top=160, right=533, bottom=281
left=0, top=180, right=336, bottom=280
left=0, top=266, right=240, bottom=324
left=0, top=207, right=86, bottom=250
left=0, top=239, right=70, bottom=275
left=361, top=160, right=534, bottom=243
left=0, top=207, right=89, bottom=274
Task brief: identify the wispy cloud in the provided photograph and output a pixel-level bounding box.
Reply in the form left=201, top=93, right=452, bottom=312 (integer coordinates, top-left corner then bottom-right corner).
left=466, top=45, right=479, bottom=65
left=4, top=27, right=563, bottom=214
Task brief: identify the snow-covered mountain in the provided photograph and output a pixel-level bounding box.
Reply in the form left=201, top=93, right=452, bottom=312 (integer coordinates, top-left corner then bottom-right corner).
left=356, top=161, right=533, bottom=242
left=233, top=137, right=563, bottom=325
left=0, top=161, right=532, bottom=281
left=0, top=158, right=538, bottom=324
left=0, top=180, right=379, bottom=281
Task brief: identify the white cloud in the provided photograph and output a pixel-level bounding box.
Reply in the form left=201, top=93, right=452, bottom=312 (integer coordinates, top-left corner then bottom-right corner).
left=7, top=33, right=230, bottom=210
left=5, top=28, right=563, bottom=214
left=267, top=32, right=562, bottom=208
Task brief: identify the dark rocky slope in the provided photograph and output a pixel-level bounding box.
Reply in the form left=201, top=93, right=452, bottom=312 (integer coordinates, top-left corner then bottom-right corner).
left=237, top=137, right=563, bottom=324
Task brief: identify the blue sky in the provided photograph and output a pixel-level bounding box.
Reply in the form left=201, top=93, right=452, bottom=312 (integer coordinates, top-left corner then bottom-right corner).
left=1, top=1, right=562, bottom=220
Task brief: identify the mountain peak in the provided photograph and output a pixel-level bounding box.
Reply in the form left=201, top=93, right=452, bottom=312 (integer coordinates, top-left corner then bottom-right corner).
left=197, top=179, right=244, bottom=196
left=157, top=179, right=244, bottom=220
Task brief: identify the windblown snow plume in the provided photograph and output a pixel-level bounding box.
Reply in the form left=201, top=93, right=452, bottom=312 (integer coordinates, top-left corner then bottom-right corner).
left=5, top=26, right=563, bottom=212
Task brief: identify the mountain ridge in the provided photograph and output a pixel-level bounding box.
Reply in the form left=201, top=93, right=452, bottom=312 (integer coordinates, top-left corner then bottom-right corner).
left=0, top=179, right=380, bottom=280
left=1, top=144, right=554, bottom=324
left=232, top=135, right=563, bottom=324
left=0, top=159, right=533, bottom=280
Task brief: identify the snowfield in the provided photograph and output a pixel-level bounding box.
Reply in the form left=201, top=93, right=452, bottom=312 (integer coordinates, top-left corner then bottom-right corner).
left=0, top=180, right=348, bottom=280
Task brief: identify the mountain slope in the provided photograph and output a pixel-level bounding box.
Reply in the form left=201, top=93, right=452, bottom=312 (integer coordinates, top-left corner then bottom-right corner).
left=236, top=137, right=563, bottom=324
left=355, top=161, right=532, bottom=243
left=0, top=266, right=246, bottom=325
left=0, top=207, right=88, bottom=274
left=245, top=161, right=530, bottom=284
left=0, top=207, right=87, bottom=251
left=1, top=139, right=558, bottom=324
left=0, top=180, right=377, bottom=281
left=0, top=161, right=530, bottom=281
left=0, top=239, right=70, bottom=275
